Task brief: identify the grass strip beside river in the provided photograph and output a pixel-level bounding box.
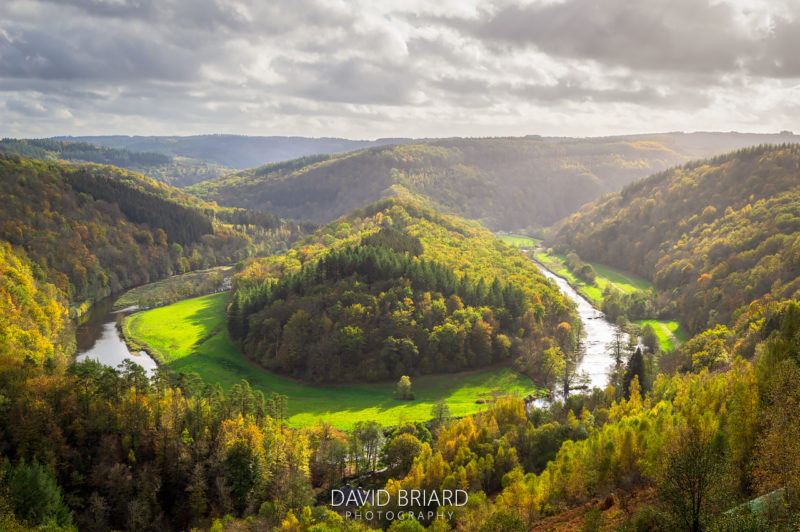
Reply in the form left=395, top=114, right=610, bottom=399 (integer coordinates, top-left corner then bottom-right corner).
left=125, top=292, right=545, bottom=430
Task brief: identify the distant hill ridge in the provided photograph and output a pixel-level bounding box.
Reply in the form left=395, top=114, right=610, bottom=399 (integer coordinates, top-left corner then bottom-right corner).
left=53, top=134, right=416, bottom=170
left=187, top=132, right=800, bottom=230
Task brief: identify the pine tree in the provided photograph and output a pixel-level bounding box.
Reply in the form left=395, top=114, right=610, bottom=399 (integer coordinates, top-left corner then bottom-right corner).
left=623, top=347, right=646, bottom=399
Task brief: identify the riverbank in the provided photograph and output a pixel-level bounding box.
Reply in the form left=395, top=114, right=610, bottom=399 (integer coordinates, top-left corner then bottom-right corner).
left=123, top=292, right=546, bottom=429
left=531, top=249, right=687, bottom=352
left=529, top=259, right=618, bottom=390
left=531, top=249, right=652, bottom=308
left=113, top=265, right=233, bottom=310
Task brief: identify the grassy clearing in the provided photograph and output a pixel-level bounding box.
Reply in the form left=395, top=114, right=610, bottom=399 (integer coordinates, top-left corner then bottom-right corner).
left=126, top=293, right=545, bottom=430
left=634, top=319, right=689, bottom=352
left=591, top=263, right=653, bottom=294
left=497, top=233, right=537, bottom=248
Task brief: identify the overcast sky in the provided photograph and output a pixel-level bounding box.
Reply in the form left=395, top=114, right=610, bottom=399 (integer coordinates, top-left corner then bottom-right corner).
left=1, top=0, right=798, bottom=139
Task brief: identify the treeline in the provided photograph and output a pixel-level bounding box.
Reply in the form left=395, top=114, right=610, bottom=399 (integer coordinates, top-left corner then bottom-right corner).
left=0, top=356, right=310, bottom=531
left=318, top=300, right=800, bottom=530
left=213, top=207, right=282, bottom=231
left=551, top=144, right=800, bottom=333
left=564, top=251, right=595, bottom=284
left=228, top=244, right=532, bottom=382
left=0, top=241, right=69, bottom=365
left=66, top=169, right=213, bottom=245
left=0, top=138, right=236, bottom=188
left=0, top=138, right=171, bottom=166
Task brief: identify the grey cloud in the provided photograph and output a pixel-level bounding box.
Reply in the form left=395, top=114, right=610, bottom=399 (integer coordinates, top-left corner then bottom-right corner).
left=430, top=74, right=713, bottom=109
left=271, top=56, right=419, bottom=105
left=752, top=16, right=800, bottom=78
left=4, top=97, right=50, bottom=116
left=42, top=0, right=160, bottom=19
left=38, top=0, right=352, bottom=35
left=444, top=0, right=757, bottom=74
left=0, top=0, right=798, bottom=139
left=0, top=22, right=200, bottom=81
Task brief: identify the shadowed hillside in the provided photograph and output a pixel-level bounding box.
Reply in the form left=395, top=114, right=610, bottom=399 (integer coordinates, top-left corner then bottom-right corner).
left=188, top=132, right=800, bottom=230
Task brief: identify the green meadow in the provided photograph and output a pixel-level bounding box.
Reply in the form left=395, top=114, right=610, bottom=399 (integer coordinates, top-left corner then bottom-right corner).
left=634, top=319, right=689, bottom=352
left=125, top=292, right=544, bottom=429
left=497, top=233, right=537, bottom=248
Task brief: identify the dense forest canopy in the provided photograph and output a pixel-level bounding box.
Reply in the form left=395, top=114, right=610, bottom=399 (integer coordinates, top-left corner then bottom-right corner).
left=0, top=139, right=799, bottom=529
left=0, top=154, right=306, bottom=309
left=0, top=138, right=232, bottom=188
left=0, top=138, right=171, bottom=166
left=188, top=137, right=691, bottom=230
left=228, top=198, right=578, bottom=384
left=550, top=144, right=800, bottom=334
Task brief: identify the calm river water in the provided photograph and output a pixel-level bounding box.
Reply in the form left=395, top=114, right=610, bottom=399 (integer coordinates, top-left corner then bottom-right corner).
left=75, top=296, right=158, bottom=374
left=532, top=259, right=618, bottom=391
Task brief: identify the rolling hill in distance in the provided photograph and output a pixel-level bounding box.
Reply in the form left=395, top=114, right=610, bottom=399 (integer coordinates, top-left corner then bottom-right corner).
left=0, top=138, right=234, bottom=188
left=186, top=131, right=800, bottom=230
left=0, top=153, right=307, bottom=323
left=54, top=134, right=415, bottom=171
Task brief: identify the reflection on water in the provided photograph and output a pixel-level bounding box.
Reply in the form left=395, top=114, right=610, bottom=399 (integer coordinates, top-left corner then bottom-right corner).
left=75, top=296, right=157, bottom=374
left=531, top=258, right=620, bottom=404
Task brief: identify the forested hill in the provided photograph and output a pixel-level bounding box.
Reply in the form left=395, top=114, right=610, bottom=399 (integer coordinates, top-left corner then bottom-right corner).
left=55, top=134, right=414, bottom=170
left=0, top=154, right=304, bottom=317
left=549, top=144, right=800, bottom=333
left=187, top=132, right=800, bottom=231
left=0, top=138, right=232, bottom=187
left=228, top=198, right=578, bottom=383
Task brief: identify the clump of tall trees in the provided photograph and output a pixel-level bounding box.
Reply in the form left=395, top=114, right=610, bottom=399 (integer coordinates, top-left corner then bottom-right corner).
left=229, top=243, right=532, bottom=382
left=227, top=199, right=577, bottom=385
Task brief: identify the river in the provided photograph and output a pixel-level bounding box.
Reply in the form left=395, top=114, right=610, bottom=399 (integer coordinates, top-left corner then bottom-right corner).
left=531, top=259, right=619, bottom=392
left=74, top=263, right=617, bottom=397
left=75, top=296, right=158, bottom=374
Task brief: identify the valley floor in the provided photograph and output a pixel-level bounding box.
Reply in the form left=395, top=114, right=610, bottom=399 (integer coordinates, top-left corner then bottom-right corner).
left=531, top=248, right=688, bottom=352
left=125, top=292, right=545, bottom=429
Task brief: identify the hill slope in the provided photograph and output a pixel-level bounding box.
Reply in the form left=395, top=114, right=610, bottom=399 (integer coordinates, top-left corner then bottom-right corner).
left=0, top=154, right=305, bottom=313
left=56, top=134, right=413, bottom=170
left=1, top=138, right=232, bottom=187
left=549, top=144, right=800, bottom=333
left=188, top=132, right=800, bottom=230
left=228, top=198, right=578, bottom=384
